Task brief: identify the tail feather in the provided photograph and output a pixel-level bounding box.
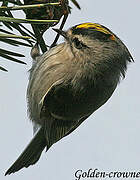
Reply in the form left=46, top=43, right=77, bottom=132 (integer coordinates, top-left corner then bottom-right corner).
left=5, top=127, right=46, bottom=175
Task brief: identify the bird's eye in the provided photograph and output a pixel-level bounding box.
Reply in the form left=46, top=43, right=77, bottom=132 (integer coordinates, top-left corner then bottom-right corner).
left=73, top=37, right=86, bottom=49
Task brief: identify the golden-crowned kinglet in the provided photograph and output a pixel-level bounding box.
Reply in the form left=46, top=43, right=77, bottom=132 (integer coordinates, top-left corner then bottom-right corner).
left=5, top=22, right=133, bottom=175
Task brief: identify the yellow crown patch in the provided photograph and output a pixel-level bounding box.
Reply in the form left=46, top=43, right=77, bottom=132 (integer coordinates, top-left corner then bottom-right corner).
left=76, top=23, right=115, bottom=40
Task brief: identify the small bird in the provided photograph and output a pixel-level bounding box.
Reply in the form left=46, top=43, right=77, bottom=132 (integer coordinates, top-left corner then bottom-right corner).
left=5, top=22, right=133, bottom=175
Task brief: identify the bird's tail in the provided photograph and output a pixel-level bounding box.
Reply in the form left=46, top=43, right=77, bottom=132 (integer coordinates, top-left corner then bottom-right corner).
left=5, top=127, right=46, bottom=175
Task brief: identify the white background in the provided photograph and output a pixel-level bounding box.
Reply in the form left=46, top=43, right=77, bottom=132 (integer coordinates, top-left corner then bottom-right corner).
left=0, top=0, right=140, bottom=180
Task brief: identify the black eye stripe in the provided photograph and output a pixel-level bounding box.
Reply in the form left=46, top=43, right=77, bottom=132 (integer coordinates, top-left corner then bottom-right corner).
left=72, top=37, right=88, bottom=49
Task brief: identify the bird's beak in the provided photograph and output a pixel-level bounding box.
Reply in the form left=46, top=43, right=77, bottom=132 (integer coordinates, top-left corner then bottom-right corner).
left=52, top=28, right=67, bottom=39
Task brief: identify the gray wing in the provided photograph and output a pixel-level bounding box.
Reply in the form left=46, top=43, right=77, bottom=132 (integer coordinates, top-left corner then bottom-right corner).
left=39, top=81, right=91, bottom=147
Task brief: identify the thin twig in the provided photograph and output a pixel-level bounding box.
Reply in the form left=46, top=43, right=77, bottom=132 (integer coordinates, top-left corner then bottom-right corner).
left=0, top=33, right=31, bottom=39
left=31, top=24, right=47, bottom=53
left=51, top=14, right=68, bottom=47
left=0, top=16, right=59, bottom=24
left=0, top=2, right=61, bottom=11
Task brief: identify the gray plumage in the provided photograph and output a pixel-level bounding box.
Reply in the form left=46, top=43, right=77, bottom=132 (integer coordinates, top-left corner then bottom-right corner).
left=5, top=23, right=133, bottom=175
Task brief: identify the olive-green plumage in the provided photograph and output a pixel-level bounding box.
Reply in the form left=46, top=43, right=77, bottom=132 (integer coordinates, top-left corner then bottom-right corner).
left=5, top=22, right=133, bottom=175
